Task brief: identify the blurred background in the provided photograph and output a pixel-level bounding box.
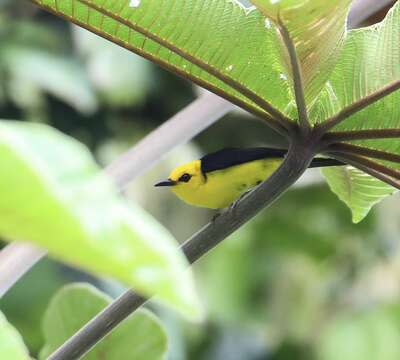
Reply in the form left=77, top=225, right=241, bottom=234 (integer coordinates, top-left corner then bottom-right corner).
left=1, top=1, right=400, bottom=359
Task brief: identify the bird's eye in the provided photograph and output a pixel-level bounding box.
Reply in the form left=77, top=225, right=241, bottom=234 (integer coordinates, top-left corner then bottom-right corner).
left=179, top=173, right=192, bottom=183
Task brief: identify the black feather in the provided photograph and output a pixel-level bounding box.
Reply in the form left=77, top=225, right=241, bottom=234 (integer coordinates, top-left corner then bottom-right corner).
left=200, top=147, right=344, bottom=175
left=200, top=147, right=287, bottom=174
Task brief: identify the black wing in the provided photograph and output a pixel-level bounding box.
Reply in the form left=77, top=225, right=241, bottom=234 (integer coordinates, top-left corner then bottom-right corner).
left=200, top=147, right=287, bottom=174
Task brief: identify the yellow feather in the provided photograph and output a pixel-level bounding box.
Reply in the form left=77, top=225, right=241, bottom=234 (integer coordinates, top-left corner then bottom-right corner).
left=167, top=158, right=283, bottom=209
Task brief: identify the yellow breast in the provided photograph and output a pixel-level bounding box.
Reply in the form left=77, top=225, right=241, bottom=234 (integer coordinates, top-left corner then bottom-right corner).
left=172, top=158, right=283, bottom=209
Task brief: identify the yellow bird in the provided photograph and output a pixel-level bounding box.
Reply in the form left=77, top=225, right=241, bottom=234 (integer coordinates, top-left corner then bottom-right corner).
left=155, top=148, right=342, bottom=209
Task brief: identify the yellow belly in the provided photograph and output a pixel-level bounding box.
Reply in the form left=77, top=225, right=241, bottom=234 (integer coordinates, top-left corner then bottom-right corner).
left=175, top=158, right=283, bottom=209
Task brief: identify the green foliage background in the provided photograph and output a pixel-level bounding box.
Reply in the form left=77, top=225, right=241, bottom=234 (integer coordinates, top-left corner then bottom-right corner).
left=1, top=1, right=400, bottom=359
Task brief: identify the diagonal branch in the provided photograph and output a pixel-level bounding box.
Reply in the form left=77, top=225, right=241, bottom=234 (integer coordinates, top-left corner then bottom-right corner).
left=316, top=79, right=400, bottom=134
left=47, top=140, right=316, bottom=360
left=327, top=143, right=400, bottom=164
left=277, top=16, right=311, bottom=135
left=323, top=128, right=400, bottom=143
left=328, top=152, right=400, bottom=190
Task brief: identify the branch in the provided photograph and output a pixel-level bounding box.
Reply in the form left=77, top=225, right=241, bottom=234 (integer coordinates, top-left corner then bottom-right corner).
left=277, top=17, right=311, bottom=135
left=316, top=80, right=400, bottom=134
left=328, top=152, right=400, bottom=190
left=328, top=151, right=400, bottom=184
left=323, top=128, right=400, bottom=143
left=47, top=140, right=316, bottom=360
left=327, top=143, right=400, bottom=164
left=0, top=242, right=46, bottom=297
left=348, top=0, right=396, bottom=28
left=0, top=93, right=233, bottom=297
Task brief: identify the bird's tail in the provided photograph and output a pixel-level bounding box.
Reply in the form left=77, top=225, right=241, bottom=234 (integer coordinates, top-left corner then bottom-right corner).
left=309, top=158, right=344, bottom=168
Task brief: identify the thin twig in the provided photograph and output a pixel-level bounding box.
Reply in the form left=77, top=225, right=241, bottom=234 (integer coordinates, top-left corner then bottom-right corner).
left=277, top=16, right=311, bottom=135
left=0, top=243, right=46, bottom=297
left=328, top=151, right=400, bottom=182
left=47, top=140, right=317, bottom=360
left=323, top=128, right=400, bottom=143
left=0, top=93, right=233, bottom=298
left=328, top=143, right=400, bottom=164
left=328, top=152, right=400, bottom=190
left=316, top=79, right=400, bottom=134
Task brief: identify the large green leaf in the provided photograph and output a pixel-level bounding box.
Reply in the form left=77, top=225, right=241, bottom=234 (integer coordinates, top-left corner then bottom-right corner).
left=249, top=0, right=352, bottom=104
left=322, top=166, right=396, bottom=223
left=0, top=120, right=200, bottom=319
left=0, top=311, right=30, bottom=360
left=315, top=2, right=400, bottom=221
left=32, top=0, right=293, bottom=120
left=40, top=283, right=167, bottom=360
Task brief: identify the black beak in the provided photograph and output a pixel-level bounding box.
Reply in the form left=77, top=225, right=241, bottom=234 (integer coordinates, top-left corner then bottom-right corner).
left=154, top=179, right=177, bottom=187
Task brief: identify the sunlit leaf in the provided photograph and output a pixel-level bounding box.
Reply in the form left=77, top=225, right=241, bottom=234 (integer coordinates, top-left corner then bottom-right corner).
left=0, top=311, right=30, bottom=360
left=0, top=120, right=200, bottom=319
left=32, top=0, right=293, bottom=121
left=316, top=2, right=400, bottom=221
left=323, top=166, right=396, bottom=223
left=249, top=0, right=352, bottom=103
left=40, top=283, right=167, bottom=360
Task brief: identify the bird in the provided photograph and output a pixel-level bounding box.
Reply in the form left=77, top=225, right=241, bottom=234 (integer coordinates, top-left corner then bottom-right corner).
left=155, top=147, right=343, bottom=209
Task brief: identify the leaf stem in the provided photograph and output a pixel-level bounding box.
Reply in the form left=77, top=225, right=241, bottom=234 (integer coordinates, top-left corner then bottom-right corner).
left=63, top=0, right=294, bottom=133
left=327, top=143, right=400, bottom=164
left=316, top=79, right=400, bottom=134
left=46, top=139, right=317, bottom=360
left=277, top=16, right=311, bottom=135
left=322, top=128, right=400, bottom=143
left=30, top=0, right=291, bottom=137
left=328, top=152, right=400, bottom=190
left=328, top=151, right=400, bottom=183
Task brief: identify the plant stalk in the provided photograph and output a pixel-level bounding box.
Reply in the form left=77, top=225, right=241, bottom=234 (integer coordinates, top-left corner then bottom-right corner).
left=328, top=151, right=400, bottom=187
left=328, top=143, right=400, bottom=164
left=328, top=152, right=400, bottom=189
left=277, top=17, right=311, bottom=135
left=47, top=139, right=316, bottom=360
left=322, top=129, right=400, bottom=143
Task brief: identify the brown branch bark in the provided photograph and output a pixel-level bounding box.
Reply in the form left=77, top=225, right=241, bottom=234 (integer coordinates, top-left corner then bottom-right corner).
left=327, top=143, right=400, bottom=164
left=277, top=17, right=311, bottom=135
left=328, top=151, right=400, bottom=183
left=322, top=128, right=400, bottom=143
